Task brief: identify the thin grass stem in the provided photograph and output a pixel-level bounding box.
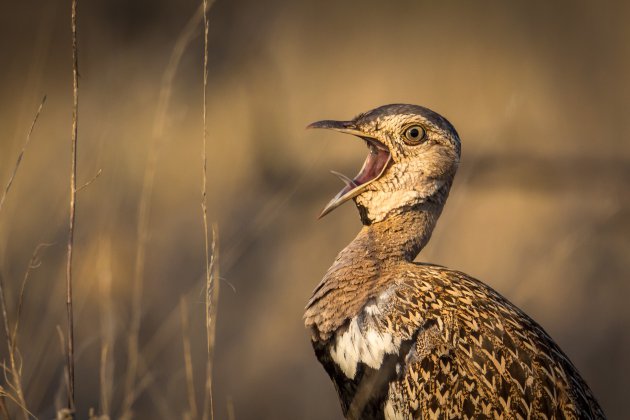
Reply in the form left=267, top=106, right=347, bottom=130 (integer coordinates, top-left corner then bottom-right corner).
left=64, top=0, right=79, bottom=414
left=200, top=2, right=218, bottom=418
left=0, top=96, right=46, bottom=218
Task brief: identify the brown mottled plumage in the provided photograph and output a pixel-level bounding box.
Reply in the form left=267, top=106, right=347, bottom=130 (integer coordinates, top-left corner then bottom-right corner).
left=304, top=104, right=605, bottom=419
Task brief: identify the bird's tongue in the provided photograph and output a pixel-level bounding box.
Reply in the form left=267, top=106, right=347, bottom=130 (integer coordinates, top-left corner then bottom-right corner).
left=336, top=145, right=390, bottom=197
left=355, top=146, right=390, bottom=185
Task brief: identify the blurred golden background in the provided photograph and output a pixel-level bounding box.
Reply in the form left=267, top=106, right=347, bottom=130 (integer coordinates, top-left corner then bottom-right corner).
left=1, top=0, right=629, bottom=418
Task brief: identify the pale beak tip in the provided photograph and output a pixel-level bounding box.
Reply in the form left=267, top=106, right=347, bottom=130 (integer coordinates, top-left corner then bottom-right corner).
left=317, top=205, right=333, bottom=220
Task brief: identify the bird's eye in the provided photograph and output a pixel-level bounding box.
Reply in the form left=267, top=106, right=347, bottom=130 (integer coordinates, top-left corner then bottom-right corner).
left=403, top=125, right=426, bottom=145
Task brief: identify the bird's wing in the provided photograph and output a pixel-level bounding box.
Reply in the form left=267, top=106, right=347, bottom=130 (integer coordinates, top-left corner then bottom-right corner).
left=333, top=265, right=605, bottom=419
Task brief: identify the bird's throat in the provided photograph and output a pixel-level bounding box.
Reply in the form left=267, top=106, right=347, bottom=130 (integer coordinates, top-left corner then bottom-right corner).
left=353, top=203, right=442, bottom=263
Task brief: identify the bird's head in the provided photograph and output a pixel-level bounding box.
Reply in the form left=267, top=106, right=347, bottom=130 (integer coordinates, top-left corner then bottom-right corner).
left=309, top=104, right=461, bottom=224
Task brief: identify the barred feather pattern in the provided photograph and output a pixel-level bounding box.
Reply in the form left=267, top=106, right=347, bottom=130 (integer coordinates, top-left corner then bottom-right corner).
left=309, top=264, right=605, bottom=420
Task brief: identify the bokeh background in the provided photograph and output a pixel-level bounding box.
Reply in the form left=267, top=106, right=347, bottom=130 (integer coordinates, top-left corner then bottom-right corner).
left=1, top=0, right=629, bottom=418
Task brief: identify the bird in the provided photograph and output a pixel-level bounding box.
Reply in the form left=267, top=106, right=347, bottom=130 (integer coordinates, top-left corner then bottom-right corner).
left=303, top=104, right=605, bottom=420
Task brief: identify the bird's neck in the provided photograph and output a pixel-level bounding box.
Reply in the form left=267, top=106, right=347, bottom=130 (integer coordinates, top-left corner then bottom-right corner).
left=350, top=180, right=452, bottom=262
left=304, top=186, right=451, bottom=340
left=349, top=202, right=443, bottom=263
left=304, top=201, right=443, bottom=338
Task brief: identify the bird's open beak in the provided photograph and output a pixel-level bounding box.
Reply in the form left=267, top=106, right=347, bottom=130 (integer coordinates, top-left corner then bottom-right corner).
left=307, top=120, right=392, bottom=218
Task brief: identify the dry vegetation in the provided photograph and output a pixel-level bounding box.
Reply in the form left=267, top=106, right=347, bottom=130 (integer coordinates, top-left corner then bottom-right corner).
left=0, top=0, right=629, bottom=419
left=1, top=1, right=221, bottom=419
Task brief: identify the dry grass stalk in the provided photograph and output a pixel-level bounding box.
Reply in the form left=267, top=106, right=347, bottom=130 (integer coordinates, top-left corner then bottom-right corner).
left=76, top=169, right=102, bottom=193
left=180, top=296, right=198, bottom=420
left=0, top=243, right=51, bottom=420
left=0, top=93, right=47, bottom=419
left=0, top=273, right=27, bottom=420
left=0, top=384, right=35, bottom=420
left=121, top=5, right=204, bottom=417
left=202, top=225, right=219, bottom=420
left=200, top=2, right=219, bottom=419
left=0, top=96, right=46, bottom=218
left=201, top=0, right=211, bottom=330
left=64, top=0, right=79, bottom=414
left=12, top=244, right=53, bottom=354
left=0, top=395, right=10, bottom=419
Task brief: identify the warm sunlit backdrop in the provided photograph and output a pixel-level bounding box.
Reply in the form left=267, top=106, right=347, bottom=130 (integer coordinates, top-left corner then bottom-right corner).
left=1, top=0, right=629, bottom=418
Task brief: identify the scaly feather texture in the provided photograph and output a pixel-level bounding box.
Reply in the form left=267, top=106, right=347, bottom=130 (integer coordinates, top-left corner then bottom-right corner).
left=304, top=104, right=605, bottom=419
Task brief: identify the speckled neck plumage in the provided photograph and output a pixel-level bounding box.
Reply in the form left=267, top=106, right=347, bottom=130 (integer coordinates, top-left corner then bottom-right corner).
left=304, top=182, right=452, bottom=341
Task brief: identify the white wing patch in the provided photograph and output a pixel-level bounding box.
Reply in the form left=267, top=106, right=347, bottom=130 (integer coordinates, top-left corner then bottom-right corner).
left=330, top=301, right=401, bottom=379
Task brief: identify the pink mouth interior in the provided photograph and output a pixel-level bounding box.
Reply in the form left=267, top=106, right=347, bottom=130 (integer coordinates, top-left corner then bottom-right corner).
left=338, top=142, right=391, bottom=197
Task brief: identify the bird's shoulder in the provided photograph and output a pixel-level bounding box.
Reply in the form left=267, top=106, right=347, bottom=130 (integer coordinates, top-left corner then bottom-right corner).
left=322, top=262, right=525, bottom=343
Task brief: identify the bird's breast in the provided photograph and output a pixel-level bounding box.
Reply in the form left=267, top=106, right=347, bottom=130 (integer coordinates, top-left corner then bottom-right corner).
left=329, top=310, right=402, bottom=379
